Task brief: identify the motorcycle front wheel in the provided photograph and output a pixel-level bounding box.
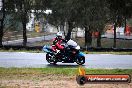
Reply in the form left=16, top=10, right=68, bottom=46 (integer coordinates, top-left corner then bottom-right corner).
left=46, top=53, right=57, bottom=65
left=76, top=56, right=85, bottom=65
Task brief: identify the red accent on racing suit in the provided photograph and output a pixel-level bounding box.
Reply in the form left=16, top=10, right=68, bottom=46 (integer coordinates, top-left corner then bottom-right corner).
left=52, top=37, right=64, bottom=52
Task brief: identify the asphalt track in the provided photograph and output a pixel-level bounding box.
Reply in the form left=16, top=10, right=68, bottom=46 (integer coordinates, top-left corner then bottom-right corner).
left=0, top=52, right=132, bottom=69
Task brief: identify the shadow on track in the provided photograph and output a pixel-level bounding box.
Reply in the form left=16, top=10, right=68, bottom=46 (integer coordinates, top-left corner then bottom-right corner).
left=46, top=64, right=85, bottom=68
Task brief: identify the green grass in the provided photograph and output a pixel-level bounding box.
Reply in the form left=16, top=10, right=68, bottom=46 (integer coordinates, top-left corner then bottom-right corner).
left=0, top=68, right=77, bottom=76
left=0, top=68, right=132, bottom=81
left=0, top=67, right=132, bottom=76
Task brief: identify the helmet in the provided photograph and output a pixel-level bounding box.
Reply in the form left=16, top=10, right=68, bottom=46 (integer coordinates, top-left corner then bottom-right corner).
left=56, top=32, right=63, bottom=37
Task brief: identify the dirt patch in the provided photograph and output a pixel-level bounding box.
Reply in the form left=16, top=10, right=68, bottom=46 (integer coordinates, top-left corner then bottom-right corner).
left=0, top=79, right=132, bottom=88
left=0, top=75, right=132, bottom=88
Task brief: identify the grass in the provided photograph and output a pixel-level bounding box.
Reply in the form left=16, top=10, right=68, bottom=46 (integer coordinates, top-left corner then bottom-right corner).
left=0, top=68, right=78, bottom=76
left=0, top=67, right=132, bottom=77
left=0, top=68, right=132, bottom=88
left=0, top=67, right=132, bottom=85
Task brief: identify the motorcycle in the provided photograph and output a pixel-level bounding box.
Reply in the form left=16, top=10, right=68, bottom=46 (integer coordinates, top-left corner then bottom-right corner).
left=43, top=39, right=85, bottom=65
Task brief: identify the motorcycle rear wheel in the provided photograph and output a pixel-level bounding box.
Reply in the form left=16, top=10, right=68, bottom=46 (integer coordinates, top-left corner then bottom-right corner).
left=46, top=53, right=57, bottom=65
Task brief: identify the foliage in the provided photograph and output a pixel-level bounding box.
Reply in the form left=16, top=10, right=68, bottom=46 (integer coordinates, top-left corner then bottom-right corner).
left=1, top=0, right=132, bottom=47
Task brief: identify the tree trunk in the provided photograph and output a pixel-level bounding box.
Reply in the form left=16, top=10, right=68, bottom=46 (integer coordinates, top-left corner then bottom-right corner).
left=85, top=26, right=88, bottom=47
left=0, top=20, right=3, bottom=46
left=85, top=25, right=92, bottom=49
left=124, top=16, right=127, bottom=33
left=65, top=21, right=73, bottom=41
left=60, top=22, right=64, bottom=31
left=22, top=22, right=27, bottom=47
left=97, top=32, right=101, bottom=47
left=22, top=13, right=27, bottom=47
left=0, top=0, right=5, bottom=46
left=113, top=20, right=117, bottom=48
left=88, top=26, right=92, bottom=46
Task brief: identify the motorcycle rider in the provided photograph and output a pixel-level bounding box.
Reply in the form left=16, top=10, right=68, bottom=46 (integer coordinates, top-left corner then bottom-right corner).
left=52, top=32, right=65, bottom=54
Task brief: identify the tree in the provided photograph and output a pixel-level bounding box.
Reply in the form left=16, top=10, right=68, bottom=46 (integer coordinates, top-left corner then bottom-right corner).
left=4, top=0, right=50, bottom=46
left=47, top=0, right=65, bottom=32
left=0, top=0, right=5, bottom=46
left=74, top=0, right=108, bottom=48
left=107, top=0, right=132, bottom=48
left=48, top=0, right=109, bottom=48
left=48, top=0, right=81, bottom=41
left=94, top=0, right=109, bottom=47
left=4, top=0, right=32, bottom=46
left=17, top=0, right=35, bottom=46
left=123, top=0, right=132, bottom=35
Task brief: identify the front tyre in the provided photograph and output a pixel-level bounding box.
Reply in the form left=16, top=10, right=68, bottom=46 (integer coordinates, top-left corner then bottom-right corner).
left=46, top=53, right=57, bottom=65
left=76, top=56, right=85, bottom=65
